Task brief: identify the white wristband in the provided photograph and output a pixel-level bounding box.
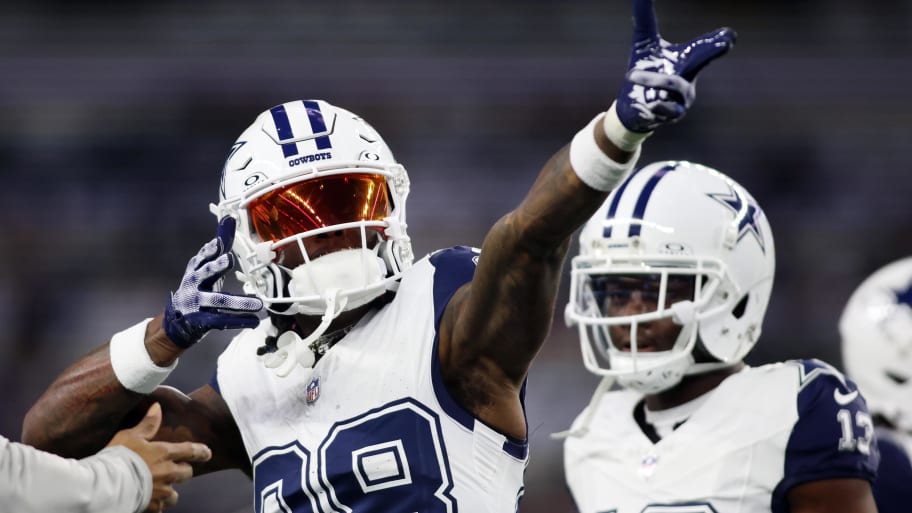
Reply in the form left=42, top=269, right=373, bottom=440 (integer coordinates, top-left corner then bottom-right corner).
left=110, top=318, right=178, bottom=394
left=602, top=101, right=653, bottom=152
left=569, top=112, right=643, bottom=192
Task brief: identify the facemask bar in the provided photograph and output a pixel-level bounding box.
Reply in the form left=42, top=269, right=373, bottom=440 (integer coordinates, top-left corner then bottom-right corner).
left=566, top=253, right=739, bottom=379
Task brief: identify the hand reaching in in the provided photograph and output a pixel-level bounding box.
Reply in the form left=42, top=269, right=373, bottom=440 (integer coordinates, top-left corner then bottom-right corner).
left=105, top=403, right=212, bottom=512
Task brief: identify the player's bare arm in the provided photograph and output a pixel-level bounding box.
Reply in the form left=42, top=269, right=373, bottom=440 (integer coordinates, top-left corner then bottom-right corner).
left=22, top=332, right=251, bottom=476
left=23, top=342, right=153, bottom=458
left=788, top=478, right=878, bottom=513
left=436, top=140, right=629, bottom=438
left=438, top=0, right=736, bottom=439
left=23, top=218, right=262, bottom=476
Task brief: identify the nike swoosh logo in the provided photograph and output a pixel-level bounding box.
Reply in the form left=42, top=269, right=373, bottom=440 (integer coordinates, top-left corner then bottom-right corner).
left=833, top=388, right=859, bottom=406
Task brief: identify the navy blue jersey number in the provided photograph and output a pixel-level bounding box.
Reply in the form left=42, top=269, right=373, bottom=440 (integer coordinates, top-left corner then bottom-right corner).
left=253, top=399, right=457, bottom=513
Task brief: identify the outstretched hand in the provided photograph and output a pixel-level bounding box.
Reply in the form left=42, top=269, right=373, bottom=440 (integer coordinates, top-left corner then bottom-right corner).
left=615, top=0, right=736, bottom=133
left=106, top=403, right=212, bottom=512
left=163, top=217, right=263, bottom=348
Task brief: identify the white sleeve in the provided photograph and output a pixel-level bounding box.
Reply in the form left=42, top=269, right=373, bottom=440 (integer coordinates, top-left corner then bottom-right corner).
left=0, top=434, right=152, bottom=513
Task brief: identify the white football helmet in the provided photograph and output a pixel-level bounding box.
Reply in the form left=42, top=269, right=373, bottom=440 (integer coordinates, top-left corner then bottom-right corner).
left=839, top=257, right=912, bottom=432
left=211, top=99, right=413, bottom=323
left=565, top=161, right=775, bottom=393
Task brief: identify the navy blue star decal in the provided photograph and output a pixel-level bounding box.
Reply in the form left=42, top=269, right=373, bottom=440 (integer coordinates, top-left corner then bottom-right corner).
left=895, top=282, right=912, bottom=308
left=224, top=141, right=246, bottom=169
left=219, top=141, right=247, bottom=198
left=707, top=185, right=767, bottom=254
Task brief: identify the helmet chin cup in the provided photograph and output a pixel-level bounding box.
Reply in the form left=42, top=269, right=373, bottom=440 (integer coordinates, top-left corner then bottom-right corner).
left=615, top=355, right=691, bottom=394
left=287, top=248, right=386, bottom=315
left=607, top=326, right=698, bottom=394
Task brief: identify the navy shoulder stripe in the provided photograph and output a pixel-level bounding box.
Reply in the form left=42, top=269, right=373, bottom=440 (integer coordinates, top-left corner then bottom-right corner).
left=429, top=246, right=480, bottom=327
left=427, top=246, right=529, bottom=459
left=772, top=359, right=879, bottom=512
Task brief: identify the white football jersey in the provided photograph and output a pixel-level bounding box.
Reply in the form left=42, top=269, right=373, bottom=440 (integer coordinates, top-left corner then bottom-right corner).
left=215, top=246, right=528, bottom=513
left=564, top=360, right=879, bottom=513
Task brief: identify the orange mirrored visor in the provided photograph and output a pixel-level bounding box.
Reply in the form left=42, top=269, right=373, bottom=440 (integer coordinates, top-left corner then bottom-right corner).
left=248, top=174, right=391, bottom=243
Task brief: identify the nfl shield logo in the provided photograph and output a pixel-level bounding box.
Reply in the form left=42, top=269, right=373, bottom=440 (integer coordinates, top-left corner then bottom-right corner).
left=305, top=376, right=320, bottom=403
left=639, top=454, right=658, bottom=478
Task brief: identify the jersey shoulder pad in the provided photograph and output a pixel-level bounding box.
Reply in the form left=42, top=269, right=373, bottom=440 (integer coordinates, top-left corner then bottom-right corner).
left=428, top=246, right=481, bottom=318
left=772, top=359, right=879, bottom=509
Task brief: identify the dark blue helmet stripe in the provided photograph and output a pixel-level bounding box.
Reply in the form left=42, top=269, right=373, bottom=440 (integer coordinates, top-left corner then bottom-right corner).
left=269, top=105, right=299, bottom=158
left=628, top=164, right=678, bottom=237
left=302, top=100, right=332, bottom=150
left=602, top=171, right=637, bottom=238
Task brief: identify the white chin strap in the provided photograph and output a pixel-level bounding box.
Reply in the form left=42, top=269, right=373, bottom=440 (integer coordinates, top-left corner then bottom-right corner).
left=287, top=248, right=386, bottom=315
left=260, top=289, right=348, bottom=378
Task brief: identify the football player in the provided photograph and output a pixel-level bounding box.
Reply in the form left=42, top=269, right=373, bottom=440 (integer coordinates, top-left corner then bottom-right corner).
left=22, top=1, right=736, bottom=511
left=840, top=257, right=912, bottom=513
left=560, top=161, right=880, bottom=513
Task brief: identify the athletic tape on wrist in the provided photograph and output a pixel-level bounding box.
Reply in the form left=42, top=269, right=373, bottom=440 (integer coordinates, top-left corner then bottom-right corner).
left=110, top=318, right=178, bottom=394
left=569, top=111, right=643, bottom=192
left=602, top=101, right=653, bottom=152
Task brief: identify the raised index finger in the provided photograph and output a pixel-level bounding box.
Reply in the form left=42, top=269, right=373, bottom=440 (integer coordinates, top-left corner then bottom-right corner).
left=632, top=0, right=659, bottom=43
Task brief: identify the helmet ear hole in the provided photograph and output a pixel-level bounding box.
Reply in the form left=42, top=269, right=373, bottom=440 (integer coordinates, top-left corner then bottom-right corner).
left=692, top=338, right=720, bottom=364
left=886, top=371, right=909, bottom=385
left=731, top=294, right=749, bottom=319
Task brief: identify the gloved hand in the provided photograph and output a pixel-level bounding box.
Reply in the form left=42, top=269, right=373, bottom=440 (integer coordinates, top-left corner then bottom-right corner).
left=615, top=0, right=736, bottom=133
left=163, top=217, right=263, bottom=348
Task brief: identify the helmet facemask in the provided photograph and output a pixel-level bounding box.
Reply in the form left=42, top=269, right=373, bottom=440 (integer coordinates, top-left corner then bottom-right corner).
left=225, top=166, right=410, bottom=316
left=568, top=254, right=738, bottom=393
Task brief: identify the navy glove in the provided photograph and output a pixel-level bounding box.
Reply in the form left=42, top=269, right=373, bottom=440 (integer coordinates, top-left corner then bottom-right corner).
left=615, top=0, right=736, bottom=133
left=163, top=217, right=264, bottom=348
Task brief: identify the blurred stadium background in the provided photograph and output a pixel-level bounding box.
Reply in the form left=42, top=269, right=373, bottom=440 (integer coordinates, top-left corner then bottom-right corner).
left=1, top=1, right=910, bottom=511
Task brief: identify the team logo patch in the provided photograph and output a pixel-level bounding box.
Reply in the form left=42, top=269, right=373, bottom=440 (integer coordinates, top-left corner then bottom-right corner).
left=305, top=376, right=321, bottom=403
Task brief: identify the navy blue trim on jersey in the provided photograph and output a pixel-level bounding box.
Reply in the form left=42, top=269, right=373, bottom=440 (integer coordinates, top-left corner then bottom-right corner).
left=771, top=359, right=879, bottom=513
left=502, top=381, right=529, bottom=459
left=428, top=246, right=529, bottom=459
left=269, top=104, right=299, bottom=157
left=871, top=427, right=912, bottom=513
left=628, top=163, right=677, bottom=237
left=209, top=370, right=221, bottom=395
left=302, top=100, right=332, bottom=150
